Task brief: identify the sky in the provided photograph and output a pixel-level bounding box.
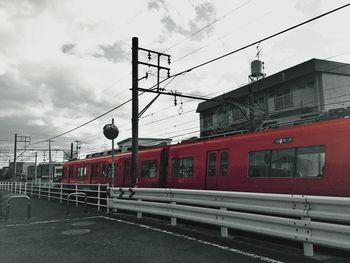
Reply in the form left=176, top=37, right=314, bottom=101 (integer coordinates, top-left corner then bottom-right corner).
left=1, top=0, right=350, bottom=167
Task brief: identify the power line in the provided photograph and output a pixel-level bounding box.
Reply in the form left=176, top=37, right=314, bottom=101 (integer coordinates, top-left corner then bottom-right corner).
left=168, top=3, right=350, bottom=78
left=29, top=99, right=131, bottom=146
left=25, top=3, right=350, bottom=147
left=162, top=0, right=252, bottom=52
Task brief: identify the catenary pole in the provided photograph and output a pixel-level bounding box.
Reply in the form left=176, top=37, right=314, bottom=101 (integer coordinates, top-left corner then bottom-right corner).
left=131, top=37, right=139, bottom=187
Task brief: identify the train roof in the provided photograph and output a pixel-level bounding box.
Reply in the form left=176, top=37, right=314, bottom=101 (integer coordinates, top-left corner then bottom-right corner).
left=64, top=117, right=350, bottom=165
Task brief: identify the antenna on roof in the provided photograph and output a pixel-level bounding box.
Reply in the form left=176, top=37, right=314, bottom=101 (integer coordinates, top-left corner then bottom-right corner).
left=249, top=43, right=266, bottom=83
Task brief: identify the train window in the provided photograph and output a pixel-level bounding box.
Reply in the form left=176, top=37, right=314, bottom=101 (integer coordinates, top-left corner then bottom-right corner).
left=91, top=163, right=98, bottom=178
left=220, top=152, right=228, bottom=176
left=102, top=164, right=111, bottom=178
left=296, top=146, right=325, bottom=177
left=124, top=160, right=130, bottom=177
left=271, top=148, right=295, bottom=177
left=208, top=153, right=216, bottom=177
left=248, top=151, right=270, bottom=177
left=77, top=167, right=86, bottom=178
left=172, top=157, right=194, bottom=178
left=141, top=160, right=157, bottom=178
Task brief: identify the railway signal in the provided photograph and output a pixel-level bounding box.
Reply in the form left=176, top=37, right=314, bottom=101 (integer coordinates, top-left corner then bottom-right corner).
left=103, top=118, right=119, bottom=187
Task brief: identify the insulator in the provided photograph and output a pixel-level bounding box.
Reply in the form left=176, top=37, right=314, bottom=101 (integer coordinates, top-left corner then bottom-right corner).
left=168, top=56, right=171, bottom=65
left=148, top=52, right=151, bottom=60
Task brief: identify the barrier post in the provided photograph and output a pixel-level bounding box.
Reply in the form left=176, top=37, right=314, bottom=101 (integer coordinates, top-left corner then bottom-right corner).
left=60, top=183, right=63, bottom=203
left=220, top=207, right=229, bottom=237
left=48, top=182, right=51, bottom=200
left=137, top=199, right=142, bottom=219
left=38, top=182, right=41, bottom=199
left=302, top=217, right=314, bottom=257
left=97, top=184, right=101, bottom=212
left=75, top=184, right=78, bottom=207
left=15, top=182, right=17, bottom=193
left=24, top=182, right=27, bottom=195
left=170, top=201, right=177, bottom=226
left=31, top=182, right=33, bottom=197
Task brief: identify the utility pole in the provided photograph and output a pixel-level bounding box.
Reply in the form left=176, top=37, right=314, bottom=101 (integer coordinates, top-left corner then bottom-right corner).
left=103, top=119, right=119, bottom=187
left=13, top=134, right=31, bottom=180
left=48, top=140, right=53, bottom=182
left=111, top=118, right=116, bottom=186
left=75, top=140, right=81, bottom=159
left=13, top=133, right=17, bottom=180
left=34, top=152, right=38, bottom=183
left=131, top=36, right=171, bottom=187
left=131, top=37, right=139, bottom=187
left=70, top=143, right=74, bottom=159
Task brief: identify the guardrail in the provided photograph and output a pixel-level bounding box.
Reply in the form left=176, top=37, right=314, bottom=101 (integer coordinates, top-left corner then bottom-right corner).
left=0, top=181, right=109, bottom=212
left=66, top=192, right=87, bottom=215
left=107, top=188, right=350, bottom=257
left=6, top=195, right=31, bottom=220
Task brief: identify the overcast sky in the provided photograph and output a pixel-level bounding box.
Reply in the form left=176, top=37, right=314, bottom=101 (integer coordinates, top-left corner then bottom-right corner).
left=1, top=0, right=350, bottom=166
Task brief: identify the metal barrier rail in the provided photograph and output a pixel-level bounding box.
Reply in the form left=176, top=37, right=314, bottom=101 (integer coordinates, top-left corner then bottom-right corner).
left=108, top=187, right=350, bottom=257
left=0, top=182, right=109, bottom=212
left=6, top=195, right=31, bottom=220
left=66, top=192, right=87, bottom=215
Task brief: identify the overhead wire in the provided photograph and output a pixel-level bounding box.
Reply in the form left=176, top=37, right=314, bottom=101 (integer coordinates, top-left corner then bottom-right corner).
left=25, top=3, right=350, bottom=147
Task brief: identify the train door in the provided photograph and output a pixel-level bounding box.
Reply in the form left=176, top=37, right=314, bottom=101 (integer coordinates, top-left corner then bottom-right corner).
left=123, top=159, right=132, bottom=187
left=206, top=150, right=229, bottom=190
left=68, top=166, right=74, bottom=184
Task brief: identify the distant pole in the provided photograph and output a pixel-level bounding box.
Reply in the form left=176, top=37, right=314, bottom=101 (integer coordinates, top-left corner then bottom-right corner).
left=131, top=36, right=139, bottom=187
left=48, top=140, right=53, bottom=182
left=75, top=140, right=81, bottom=159
left=13, top=133, right=17, bottom=181
left=34, top=152, right=38, bottom=183
left=70, top=143, right=74, bottom=159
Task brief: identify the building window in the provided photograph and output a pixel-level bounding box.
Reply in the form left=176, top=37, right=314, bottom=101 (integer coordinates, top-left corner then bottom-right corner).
left=274, top=89, right=293, bottom=110
left=208, top=153, right=216, bottom=177
left=203, top=111, right=214, bottom=129
left=141, top=160, right=157, bottom=178
left=220, top=152, right=229, bottom=176
left=231, top=108, right=245, bottom=121
left=172, top=157, right=194, bottom=178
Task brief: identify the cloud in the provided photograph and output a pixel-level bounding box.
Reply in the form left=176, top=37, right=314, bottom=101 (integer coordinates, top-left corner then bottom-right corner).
left=147, top=0, right=166, bottom=11
left=96, top=42, right=128, bottom=63
left=157, top=2, right=217, bottom=42
left=294, top=0, right=321, bottom=16
left=61, top=43, right=76, bottom=54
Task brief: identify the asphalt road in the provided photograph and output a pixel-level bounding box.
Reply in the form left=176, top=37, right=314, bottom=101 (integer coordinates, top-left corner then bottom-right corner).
left=0, top=191, right=349, bottom=263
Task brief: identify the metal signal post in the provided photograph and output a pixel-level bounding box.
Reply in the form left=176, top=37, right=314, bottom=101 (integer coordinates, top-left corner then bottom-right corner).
left=131, top=37, right=171, bottom=187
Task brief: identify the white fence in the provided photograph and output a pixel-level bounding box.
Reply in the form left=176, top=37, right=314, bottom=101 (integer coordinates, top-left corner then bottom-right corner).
left=108, top=188, right=350, bottom=257
left=0, top=181, right=109, bottom=212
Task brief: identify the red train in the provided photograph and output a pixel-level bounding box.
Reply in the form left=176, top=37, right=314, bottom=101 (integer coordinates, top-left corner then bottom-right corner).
left=62, top=118, right=350, bottom=197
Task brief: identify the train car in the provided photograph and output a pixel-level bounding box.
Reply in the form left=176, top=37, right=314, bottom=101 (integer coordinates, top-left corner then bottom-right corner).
left=63, top=118, right=350, bottom=197
left=168, top=117, right=350, bottom=196
left=62, top=147, right=168, bottom=188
